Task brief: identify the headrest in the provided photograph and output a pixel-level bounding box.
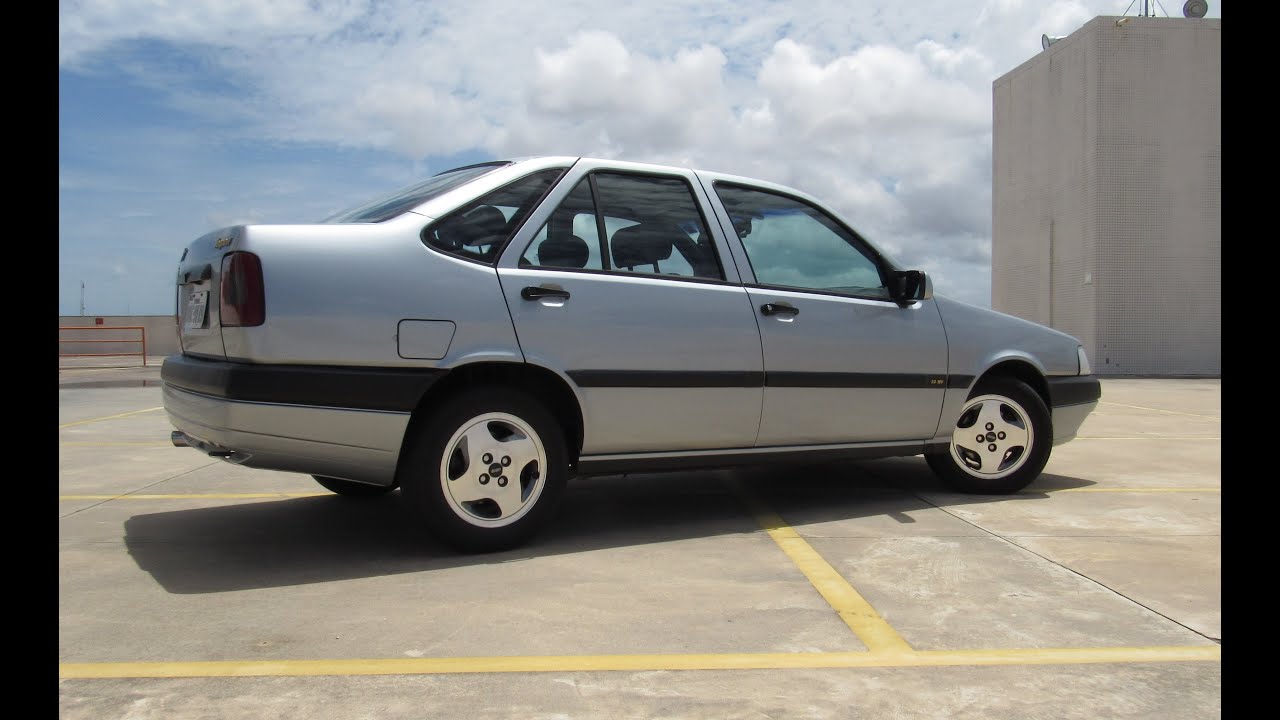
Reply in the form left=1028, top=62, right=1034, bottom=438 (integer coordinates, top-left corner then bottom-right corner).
left=537, top=234, right=590, bottom=269
left=610, top=224, right=674, bottom=269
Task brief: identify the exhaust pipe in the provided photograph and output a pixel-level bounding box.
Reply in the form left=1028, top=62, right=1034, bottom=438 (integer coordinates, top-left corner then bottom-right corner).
left=169, top=430, right=248, bottom=462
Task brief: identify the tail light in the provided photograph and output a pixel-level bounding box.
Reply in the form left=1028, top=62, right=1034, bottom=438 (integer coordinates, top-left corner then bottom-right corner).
left=220, top=251, right=265, bottom=327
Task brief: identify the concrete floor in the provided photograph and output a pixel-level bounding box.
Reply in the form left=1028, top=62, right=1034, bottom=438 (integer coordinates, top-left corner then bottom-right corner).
left=59, top=367, right=1221, bottom=718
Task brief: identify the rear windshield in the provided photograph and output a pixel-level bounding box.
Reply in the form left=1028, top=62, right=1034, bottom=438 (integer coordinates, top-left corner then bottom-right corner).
left=321, top=162, right=511, bottom=223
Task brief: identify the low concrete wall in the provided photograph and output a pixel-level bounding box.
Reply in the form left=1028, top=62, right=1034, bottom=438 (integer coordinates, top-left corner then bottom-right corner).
left=59, top=315, right=181, bottom=360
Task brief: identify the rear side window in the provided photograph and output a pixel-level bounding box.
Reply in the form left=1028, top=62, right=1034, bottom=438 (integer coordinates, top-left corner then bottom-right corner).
left=422, top=169, right=566, bottom=264
left=520, top=179, right=606, bottom=270
left=521, top=172, right=723, bottom=281
left=322, top=162, right=510, bottom=223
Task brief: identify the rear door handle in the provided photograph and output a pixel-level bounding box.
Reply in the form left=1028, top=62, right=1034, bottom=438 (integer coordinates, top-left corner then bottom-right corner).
left=521, top=286, right=571, bottom=301
left=760, top=302, right=798, bottom=316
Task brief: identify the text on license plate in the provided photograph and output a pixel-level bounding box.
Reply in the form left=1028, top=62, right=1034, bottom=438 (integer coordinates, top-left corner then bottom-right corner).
left=184, top=290, right=209, bottom=330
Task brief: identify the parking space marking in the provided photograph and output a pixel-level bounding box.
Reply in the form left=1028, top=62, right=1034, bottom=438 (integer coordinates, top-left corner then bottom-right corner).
left=60, top=441, right=175, bottom=447
left=1022, top=487, right=1220, bottom=494
left=1098, top=402, right=1219, bottom=420
left=727, top=478, right=912, bottom=654
left=56, top=487, right=1221, bottom=502
left=59, top=407, right=164, bottom=429
left=59, top=493, right=326, bottom=501
left=58, top=645, right=1220, bottom=679
left=1075, top=437, right=1219, bottom=440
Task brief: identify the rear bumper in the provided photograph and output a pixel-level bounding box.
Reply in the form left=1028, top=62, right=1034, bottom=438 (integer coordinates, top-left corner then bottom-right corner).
left=160, top=354, right=446, bottom=411
left=160, top=355, right=443, bottom=485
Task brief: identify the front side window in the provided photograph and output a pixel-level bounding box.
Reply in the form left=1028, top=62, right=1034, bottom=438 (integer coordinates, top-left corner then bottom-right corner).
left=715, top=183, right=887, bottom=298
left=521, top=172, right=723, bottom=281
left=422, top=169, right=566, bottom=264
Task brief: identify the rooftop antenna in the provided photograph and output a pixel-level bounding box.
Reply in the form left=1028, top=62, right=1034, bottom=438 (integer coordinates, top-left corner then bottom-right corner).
left=1121, top=0, right=1173, bottom=16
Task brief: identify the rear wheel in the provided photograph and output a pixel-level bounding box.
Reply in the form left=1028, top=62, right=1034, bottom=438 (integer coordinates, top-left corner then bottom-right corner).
left=399, top=387, right=568, bottom=552
left=312, top=475, right=397, bottom=497
left=925, top=376, right=1051, bottom=494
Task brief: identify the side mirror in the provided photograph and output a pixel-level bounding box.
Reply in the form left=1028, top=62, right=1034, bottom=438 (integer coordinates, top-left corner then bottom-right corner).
left=889, top=270, right=931, bottom=304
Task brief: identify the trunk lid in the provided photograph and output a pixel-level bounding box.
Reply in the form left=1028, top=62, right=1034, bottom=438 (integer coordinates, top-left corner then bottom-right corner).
left=175, top=226, right=242, bottom=359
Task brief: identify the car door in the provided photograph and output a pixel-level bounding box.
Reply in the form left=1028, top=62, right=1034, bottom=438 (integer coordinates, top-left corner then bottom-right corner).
left=700, top=176, right=948, bottom=446
left=496, top=161, right=764, bottom=455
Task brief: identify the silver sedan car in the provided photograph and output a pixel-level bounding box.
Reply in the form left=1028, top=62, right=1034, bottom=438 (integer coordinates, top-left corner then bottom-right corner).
left=163, top=156, right=1100, bottom=551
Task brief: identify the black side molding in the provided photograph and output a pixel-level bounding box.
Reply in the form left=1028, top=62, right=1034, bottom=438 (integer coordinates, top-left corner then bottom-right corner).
left=766, top=372, right=945, bottom=389
left=162, top=355, right=447, bottom=412
left=566, top=370, right=964, bottom=389
left=1047, top=376, right=1102, bottom=408
left=567, top=370, right=765, bottom=388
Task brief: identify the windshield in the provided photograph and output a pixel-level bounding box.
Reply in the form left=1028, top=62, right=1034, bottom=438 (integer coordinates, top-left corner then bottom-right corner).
left=321, top=162, right=511, bottom=223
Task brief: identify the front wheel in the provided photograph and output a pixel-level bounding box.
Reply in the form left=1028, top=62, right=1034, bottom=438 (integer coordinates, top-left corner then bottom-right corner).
left=398, top=387, right=568, bottom=552
left=925, top=376, right=1052, bottom=494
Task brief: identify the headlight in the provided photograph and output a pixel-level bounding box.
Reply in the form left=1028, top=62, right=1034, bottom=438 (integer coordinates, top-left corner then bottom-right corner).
left=1077, top=346, right=1092, bottom=375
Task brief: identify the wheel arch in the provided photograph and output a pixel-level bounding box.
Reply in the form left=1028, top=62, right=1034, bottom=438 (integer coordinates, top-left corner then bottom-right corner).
left=975, top=358, right=1051, bottom=410
left=397, top=361, right=585, bottom=471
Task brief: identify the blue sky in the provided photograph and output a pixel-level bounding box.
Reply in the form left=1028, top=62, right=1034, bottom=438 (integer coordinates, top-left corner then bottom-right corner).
left=59, top=0, right=1221, bottom=316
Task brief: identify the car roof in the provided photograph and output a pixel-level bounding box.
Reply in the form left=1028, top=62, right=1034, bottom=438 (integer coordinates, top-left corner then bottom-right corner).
left=502, top=156, right=816, bottom=202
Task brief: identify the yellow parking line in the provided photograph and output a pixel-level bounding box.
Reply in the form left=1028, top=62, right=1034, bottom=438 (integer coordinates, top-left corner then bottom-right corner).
left=1099, top=402, right=1219, bottom=420
left=727, top=479, right=912, bottom=654
left=58, top=645, right=1220, bottom=679
left=56, top=488, right=1219, bottom=502
left=1025, top=487, right=1220, bottom=494
left=60, top=441, right=174, bottom=447
left=1075, top=437, right=1219, bottom=440
left=59, top=407, right=164, bottom=429
left=59, top=493, right=327, bottom=501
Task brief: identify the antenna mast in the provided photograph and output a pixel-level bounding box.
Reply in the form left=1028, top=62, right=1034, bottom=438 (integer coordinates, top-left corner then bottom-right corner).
left=1123, top=0, right=1173, bottom=15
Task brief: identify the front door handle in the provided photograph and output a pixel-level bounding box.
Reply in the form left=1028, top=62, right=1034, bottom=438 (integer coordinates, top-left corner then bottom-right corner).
left=521, top=285, right=571, bottom=301
left=760, top=302, right=799, bottom=316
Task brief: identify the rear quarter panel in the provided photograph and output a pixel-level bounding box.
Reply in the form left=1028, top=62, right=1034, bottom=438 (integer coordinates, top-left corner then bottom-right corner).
left=223, top=213, right=522, bottom=368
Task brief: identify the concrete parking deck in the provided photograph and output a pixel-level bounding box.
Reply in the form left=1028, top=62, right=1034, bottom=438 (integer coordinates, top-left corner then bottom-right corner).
left=59, top=366, right=1221, bottom=718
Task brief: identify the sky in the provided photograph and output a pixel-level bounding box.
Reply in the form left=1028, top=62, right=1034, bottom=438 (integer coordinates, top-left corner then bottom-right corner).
left=58, top=0, right=1222, bottom=316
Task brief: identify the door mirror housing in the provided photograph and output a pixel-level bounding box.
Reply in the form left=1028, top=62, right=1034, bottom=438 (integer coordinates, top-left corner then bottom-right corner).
left=888, top=270, right=931, bottom=304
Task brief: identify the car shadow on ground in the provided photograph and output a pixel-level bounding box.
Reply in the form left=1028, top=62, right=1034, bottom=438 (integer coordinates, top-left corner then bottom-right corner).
left=123, top=456, right=1097, bottom=594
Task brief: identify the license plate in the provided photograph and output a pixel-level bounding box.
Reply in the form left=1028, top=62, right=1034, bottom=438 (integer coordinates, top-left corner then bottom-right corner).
left=184, top=290, right=208, bottom=331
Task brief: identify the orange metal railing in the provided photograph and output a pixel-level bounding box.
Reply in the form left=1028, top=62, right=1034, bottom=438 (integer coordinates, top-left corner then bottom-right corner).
left=59, top=325, right=148, bottom=367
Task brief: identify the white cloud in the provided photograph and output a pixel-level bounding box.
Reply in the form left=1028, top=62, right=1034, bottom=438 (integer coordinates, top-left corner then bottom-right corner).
left=58, top=0, right=1223, bottom=309
left=58, top=0, right=370, bottom=65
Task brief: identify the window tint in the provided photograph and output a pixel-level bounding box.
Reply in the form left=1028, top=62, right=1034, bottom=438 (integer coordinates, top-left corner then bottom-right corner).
left=422, top=169, right=565, bottom=264
left=323, top=162, right=510, bottom=223
left=714, top=184, right=887, bottom=297
left=523, top=172, right=723, bottom=280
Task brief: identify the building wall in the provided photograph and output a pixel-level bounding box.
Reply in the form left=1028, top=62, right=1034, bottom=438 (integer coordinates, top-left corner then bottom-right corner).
left=59, top=315, right=180, bottom=359
left=993, top=16, right=1220, bottom=375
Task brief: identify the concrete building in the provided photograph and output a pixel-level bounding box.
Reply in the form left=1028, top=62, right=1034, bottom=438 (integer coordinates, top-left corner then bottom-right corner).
left=992, top=16, right=1220, bottom=376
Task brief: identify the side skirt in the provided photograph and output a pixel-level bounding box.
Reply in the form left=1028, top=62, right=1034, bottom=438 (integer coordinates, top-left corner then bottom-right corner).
left=576, top=440, right=946, bottom=476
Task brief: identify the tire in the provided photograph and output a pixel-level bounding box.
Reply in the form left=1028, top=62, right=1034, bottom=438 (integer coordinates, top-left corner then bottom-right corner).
left=925, top=376, right=1052, bottom=494
left=398, top=386, right=568, bottom=552
left=312, top=475, right=397, bottom=497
